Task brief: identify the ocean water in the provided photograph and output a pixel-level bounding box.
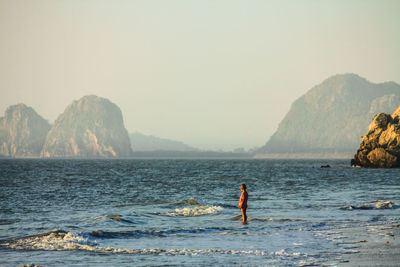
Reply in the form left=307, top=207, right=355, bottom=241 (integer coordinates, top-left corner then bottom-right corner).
left=0, top=159, right=399, bottom=266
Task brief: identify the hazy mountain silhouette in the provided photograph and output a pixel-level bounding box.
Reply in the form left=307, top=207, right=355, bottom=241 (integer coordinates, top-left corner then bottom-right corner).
left=0, top=104, right=51, bottom=157
left=41, top=95, right=133, bottom=158
left=130, top=132, right=198, bottom=152
left=257, top=74, right=400, bottom=155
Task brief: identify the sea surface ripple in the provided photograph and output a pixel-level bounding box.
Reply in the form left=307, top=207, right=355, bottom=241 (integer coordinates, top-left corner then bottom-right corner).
left=0, top=159, right=399, bottom=266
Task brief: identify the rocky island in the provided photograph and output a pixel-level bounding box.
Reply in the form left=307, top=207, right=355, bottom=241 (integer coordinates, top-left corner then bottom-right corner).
left=41, top=95, right=133, bottom=158
left=0, top=104, right=51, bottom=157
left=351, top=106, right=400, bottom=168
left=257, top=74, right=400, bottom=156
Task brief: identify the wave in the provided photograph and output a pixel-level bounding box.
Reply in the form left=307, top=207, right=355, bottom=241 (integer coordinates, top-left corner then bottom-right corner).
left=340, top=200, right=399, bottom=210
left=173, top=198, right=201, bottom=206
left=115, top=198, right=200, bottom=208
left=93, top=214, right=135, bottom=224
left=165, top=205, right=224, bottom=217
left=115, top=198, right=220, bottom=217
left=0, top=230, right=306, bottom=258
left=90, top=227, right=229, bottom=239
left=145, top=198, right=224, bottom=217
left=0, top=230, right=97, bottom=251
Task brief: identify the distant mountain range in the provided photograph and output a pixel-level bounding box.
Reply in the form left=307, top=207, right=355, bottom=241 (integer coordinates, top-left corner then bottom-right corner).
left=1, top=73, right=399, bottom=158
left=0, top=95, right=199, bottom=158
left=129, top=132, right=198, bottom=152
left=0, top=96, right=133, bottom=158
left=257, top=74, right=400, bottom=155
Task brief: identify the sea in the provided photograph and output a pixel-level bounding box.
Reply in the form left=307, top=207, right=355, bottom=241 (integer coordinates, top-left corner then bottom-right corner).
left=0, top=159, right=399, bottom=266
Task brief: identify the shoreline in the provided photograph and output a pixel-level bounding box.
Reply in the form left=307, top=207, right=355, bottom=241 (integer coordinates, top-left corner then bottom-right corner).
left=337, top=222, right=400, bottom=266
left=254, top=153, right=352, bottom=159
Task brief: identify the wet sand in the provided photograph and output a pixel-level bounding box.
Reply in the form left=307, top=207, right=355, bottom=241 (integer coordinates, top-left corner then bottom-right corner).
left=339, top=223, right=400, bottom=266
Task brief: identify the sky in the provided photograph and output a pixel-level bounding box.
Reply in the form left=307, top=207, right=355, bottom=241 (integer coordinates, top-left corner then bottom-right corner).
left=1, top=0, right=399, bottom=150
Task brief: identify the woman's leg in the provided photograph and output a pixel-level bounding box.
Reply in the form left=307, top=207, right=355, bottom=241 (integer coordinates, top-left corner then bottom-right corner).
left=241, top=208, right=247, bottom=223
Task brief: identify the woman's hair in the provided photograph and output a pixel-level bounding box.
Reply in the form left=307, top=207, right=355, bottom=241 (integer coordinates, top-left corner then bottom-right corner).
left=241, top=184, right=246, bottom=190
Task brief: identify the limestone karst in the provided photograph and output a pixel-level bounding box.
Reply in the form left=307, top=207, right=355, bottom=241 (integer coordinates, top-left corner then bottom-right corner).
left=0, top=104, right=51, bottom=157
left=41, top=95, right=133, bottom=158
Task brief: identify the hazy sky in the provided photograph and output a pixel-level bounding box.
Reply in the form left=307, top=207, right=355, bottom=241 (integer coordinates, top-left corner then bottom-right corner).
left=1, top=0, right=399, bottom=150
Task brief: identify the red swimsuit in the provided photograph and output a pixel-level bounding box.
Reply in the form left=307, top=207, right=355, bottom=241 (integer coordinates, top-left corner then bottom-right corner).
left=238, top=191, right=248, bottom=210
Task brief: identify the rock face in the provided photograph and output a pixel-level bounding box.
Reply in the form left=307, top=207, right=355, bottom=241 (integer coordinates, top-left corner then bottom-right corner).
left=0, top=104, right=51, bottom=157
left=129, top=131, right=198, bottom=152
left=257, top=74, right=400, bottom=155
left=351, top=106, right=400, bottom=167
left=41, top=95, right=133, bottom=158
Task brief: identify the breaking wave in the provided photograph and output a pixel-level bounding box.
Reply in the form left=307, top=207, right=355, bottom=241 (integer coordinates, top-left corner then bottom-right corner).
left=152, top=198, right=224, bottom=217
left=166, top=205, right=224, bottom=217
left=0, top=230, right=306, bottom=258
left=1, top=230, right=97, bottom=251
left=340, top=200, right=399, bottom=210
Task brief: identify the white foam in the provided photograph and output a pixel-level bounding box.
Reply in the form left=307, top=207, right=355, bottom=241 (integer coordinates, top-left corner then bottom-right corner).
left=374, top=200, right=397, bottom=209
left=4, top=230, right=97, bottom=251
left=273, top=249, right=302, bottom=257
left=3, top=230, right=309, bottom=258
left=341, top=200, right=399, bottom=210
left=167, top=205, right=223, bottom=217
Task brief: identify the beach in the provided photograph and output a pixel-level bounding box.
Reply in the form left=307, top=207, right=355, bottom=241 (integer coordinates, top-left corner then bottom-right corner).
left=339, top=223, right=400, bottom=266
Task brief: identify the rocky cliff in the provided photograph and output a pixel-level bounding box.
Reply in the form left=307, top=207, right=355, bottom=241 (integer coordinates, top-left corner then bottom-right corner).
left=351, top=106, right=400, bottom=167
left=41, top=95, right=133, bottom=158
left=0, top=104, right=51, bottom=157
left=257, top=74, right=400, bottom=155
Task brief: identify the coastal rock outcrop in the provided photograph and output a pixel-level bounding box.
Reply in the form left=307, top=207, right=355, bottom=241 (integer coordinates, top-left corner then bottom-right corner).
left=0, top=104, right=51, bottom=157
left=41, top=95, right=133, bottom=158
left=257, top=74, right=400, bottom=156
left=351, top=106, right=400, bottom=167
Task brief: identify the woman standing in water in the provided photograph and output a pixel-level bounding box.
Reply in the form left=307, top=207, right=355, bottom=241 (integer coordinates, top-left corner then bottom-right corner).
left=238, top=184, right=248, bottom=223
